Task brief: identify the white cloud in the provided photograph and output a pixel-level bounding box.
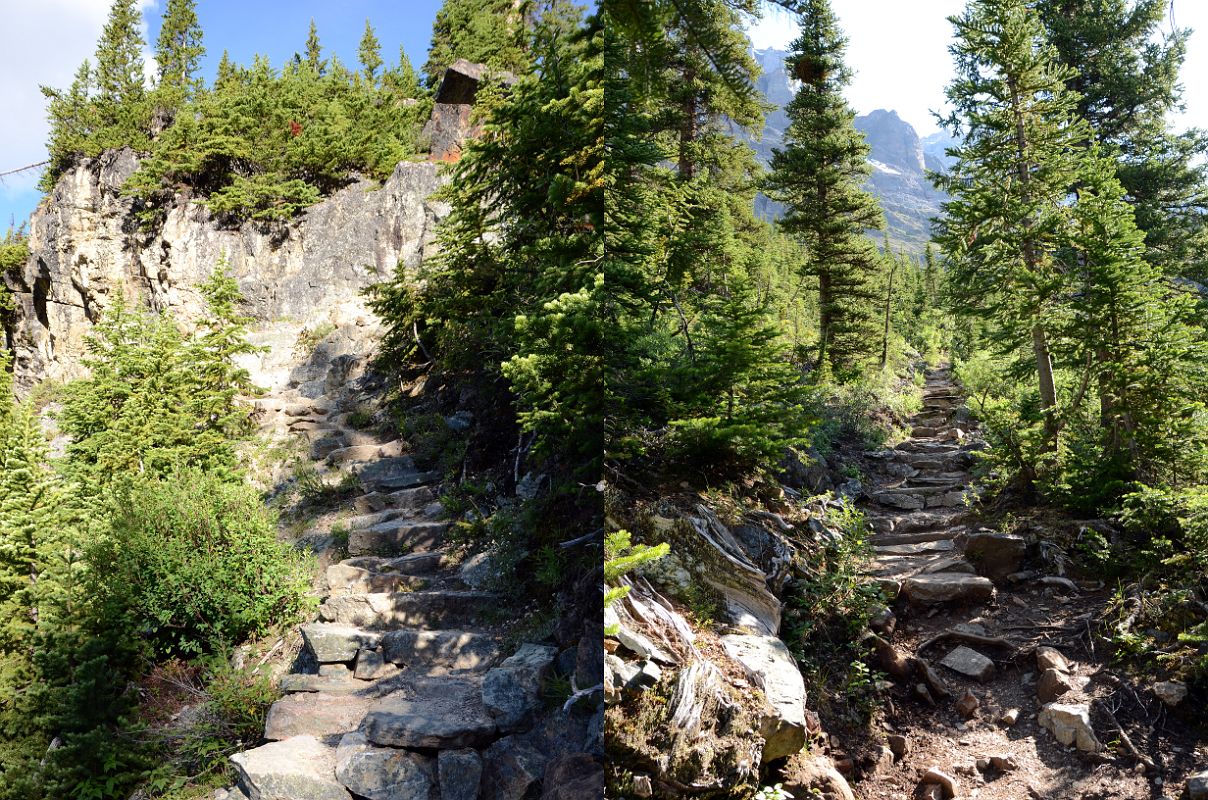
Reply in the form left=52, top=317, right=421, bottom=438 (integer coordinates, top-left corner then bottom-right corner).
left=751, top=0, right=1208, bottom=138
left=0, top=0, right=159, bottom=177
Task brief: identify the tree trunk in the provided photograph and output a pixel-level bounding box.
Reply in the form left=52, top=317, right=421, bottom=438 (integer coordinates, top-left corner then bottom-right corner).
left=881, top=257, right=897, bottom=369
left=818, top=268, right=832, bottom=371
left=1032, top=324, right=1058, bottom=446
left=679, top=69, right=697, bottom=181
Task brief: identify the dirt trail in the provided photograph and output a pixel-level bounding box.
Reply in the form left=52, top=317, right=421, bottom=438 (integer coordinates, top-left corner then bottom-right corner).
left=852, top=365, right=1202, bottom=800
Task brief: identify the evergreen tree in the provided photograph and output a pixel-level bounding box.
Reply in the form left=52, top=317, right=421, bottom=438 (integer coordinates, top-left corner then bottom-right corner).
left=155, top=0, right=205, bottom=100
left=763, top=0, right=886, bottom=376
left=934, top=0, right=1088, bottom=446
left=40, top=60, right=95, bottom=190
left=1034, top=0, right=1208, bottom=281
left=423, top=0, right=530, bottom=86
left=358, top=20, right=383, bottom=83
left=305, top=19, right=326, bottom=75
left=94, top=0, right=147, bottom=120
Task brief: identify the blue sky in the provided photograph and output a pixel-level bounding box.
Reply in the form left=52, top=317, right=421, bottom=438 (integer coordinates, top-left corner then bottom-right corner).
left=0, top=0, right=445, bottom=230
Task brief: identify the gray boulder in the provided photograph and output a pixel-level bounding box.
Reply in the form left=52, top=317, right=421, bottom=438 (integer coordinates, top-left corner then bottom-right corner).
left=482, top=735, right=549, bottom=800
left=361, top=677, right=497, bottom=748
left=302, top=623, right=382, bottom=663
left=720, top=634, right=807, bottom=761
left=963, top=532, right=1026, bottom=580
left=230, top=736, right=351, bottom=800
left=482, top=643, right=559, bottom=731
left=333, top=732, right=436, bottom=800
left=438, top=749, right=483, bottom=800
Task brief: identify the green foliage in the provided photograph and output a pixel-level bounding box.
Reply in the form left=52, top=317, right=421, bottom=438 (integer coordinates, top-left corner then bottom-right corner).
left=763, top=0, right=887, bottom=375
left=423, top=0, right=533, bottom=86
left=59, top=266, right=260, bottom=487
left=781, top=499, right=885, bottom=717
left=42, top=5, right=429, bottom=217
left=604, top=530, right=670, bottom=634
left=92, top=470, right=312, bottom=657
left=374, top=8, right=601, bottom=476
left=755, top=785, right=794, bottom=800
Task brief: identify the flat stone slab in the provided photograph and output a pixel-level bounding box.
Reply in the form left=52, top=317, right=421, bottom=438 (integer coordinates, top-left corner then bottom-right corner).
left=873, top=540, right=956, bottom=556
left=940, top=646, right=996, bottom=681
left=347, top=520, right=449, bottom=557
left=326, top=563, right=427, bottom=596
left=231, top=736, right=350, bottom=800
left=381, top=629, right=503, bottom=673
left=871, top=491, right=925, bottom=510
left=357, top=457, right=439, bottom=492
left=720, top=634, right=807, bottom=761
left=319, top=591, right=497, bottom=630
left=264, top=693, right=372, bottom=741
left=302, top=623, right=383, bottom=663
left=341, top=552, right=445, bottom=575
left=361, top=677, right=497, bottom=748
left=900, top=574, right=994, bottom=605
left=279, top=674, right=367, bottom=696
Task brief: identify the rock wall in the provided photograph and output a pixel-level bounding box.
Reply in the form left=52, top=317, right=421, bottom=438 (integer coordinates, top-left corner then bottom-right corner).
left=1, top=148, right=449, bottom=392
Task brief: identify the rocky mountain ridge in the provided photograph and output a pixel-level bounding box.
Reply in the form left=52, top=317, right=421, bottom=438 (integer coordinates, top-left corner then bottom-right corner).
left=750, top=47, right=957, bottom=254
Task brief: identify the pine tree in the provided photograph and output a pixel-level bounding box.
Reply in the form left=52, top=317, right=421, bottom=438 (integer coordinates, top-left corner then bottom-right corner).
left=94, top=0, right=147, bottom=117
left=1034, top=0, right=1208, bottom=281
left=423, top=0, right=530, bottom=86
left=40, top=60, right=96, bottom=190
left=155, top=0, right=205, bottom=100
left=305, top=19, right=326, bottom=75
left=934, top=0, right=1089, bottom=446
left=358, top=20, right=383, bottom=83
left=763, top=0, right=886, bottom=376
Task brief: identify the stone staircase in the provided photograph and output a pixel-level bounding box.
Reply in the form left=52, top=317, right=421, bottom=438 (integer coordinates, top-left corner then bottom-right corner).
left=861, top=366, right=1001, bottom=606
left=218, top=354, right=567, bottom=800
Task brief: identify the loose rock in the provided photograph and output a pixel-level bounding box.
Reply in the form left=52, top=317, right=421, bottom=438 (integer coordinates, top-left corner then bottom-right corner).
left=940, top=645, right=996, bottom=682
left=1153, top=680, right=1187, bottom=707
left=482, top=643, right=558, bottom=732
left=333, top=732, right=435, bottom=800
left=954, top=689, right=979, bottom=719
left=1038, top=702, right=1101, bottom=753
left=922, top=767, right=958, bottom=799
left=438, top=749, right=483, bottom=800
left=1037, top=667, right=1073, bottom=703
left=1035, top=646, right=1069, bottom=673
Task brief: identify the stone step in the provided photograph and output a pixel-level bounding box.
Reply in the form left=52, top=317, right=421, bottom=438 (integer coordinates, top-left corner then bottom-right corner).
left=871, top=528, right=967, bottom=546
left=381, top=629, right=503, bottom=674
left=301, top=622, right=383, bottom=664
left=328, top=440, right=406, bottom=466
left=867, top=509, right=970, bottom=534
left=347, top=520, right=450, bottom=557
left=893, top=440, right=966, bottom=454
left=340, top=552, right=445, bottom=576
left=263, top=692, right=373, bottom=741
left=353, top=485, right=438, bottom=514
left=900, top=573, right=994, bottom=605
left=279, top=673, right=372, bottom=695
left=361, top=676, right=497, bottom=749
left=873, top=539, right=956, bottom=556
left=230, top=736, right=349, bottom=800
left=318, top=590, right=499, bottom=630
left=902, top=473, right=971, bottom=487
left=326, top=563, right=429, bottom=596
left=871, top=553, right=976, bottom=580
left=355, top=457, right=439, bottom=492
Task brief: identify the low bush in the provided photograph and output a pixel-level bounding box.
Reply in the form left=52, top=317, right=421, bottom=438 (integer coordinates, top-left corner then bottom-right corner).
left=93, top=470, right=313, bottom=658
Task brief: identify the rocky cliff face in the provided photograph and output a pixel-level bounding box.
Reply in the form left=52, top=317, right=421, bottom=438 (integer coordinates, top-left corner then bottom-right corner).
left=750, top=47, right=952, bottom=254
left=2, top=148, right=448, bottom=392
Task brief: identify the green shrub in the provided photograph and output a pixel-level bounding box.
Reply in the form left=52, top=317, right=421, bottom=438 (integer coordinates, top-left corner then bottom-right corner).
left=93, top=470, right=313, bottom=657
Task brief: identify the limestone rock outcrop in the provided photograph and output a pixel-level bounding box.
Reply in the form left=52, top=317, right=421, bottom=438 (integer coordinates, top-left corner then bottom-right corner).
left=1, top=148, right=447, bottom=393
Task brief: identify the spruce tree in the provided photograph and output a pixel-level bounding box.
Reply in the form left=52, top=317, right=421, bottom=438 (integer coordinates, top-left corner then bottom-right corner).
left=1034, top=0, right=1208, bottom=281
left=423, top=0, right=529, bottom=86
left=934, top=0, right=1088, bottom=446
left=305, top=19, right=326, bottom=75
left=763, top=0, right=886, bottom=376
left=358, top=20, right=383, bottom=83
left=40, top=60, right=95, bottom=190
left=94, top=0, right=147, bottom=117
left=155, top=0, right=205, bottom=100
